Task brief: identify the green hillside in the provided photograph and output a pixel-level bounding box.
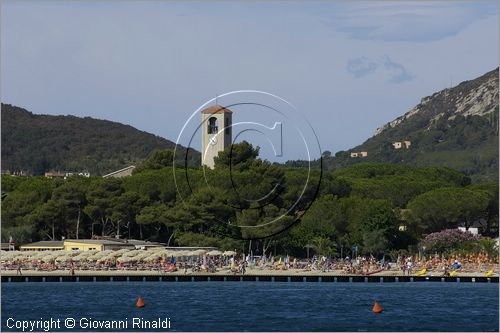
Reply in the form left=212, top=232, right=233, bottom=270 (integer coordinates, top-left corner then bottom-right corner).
left=1, top=104, right=199, bottom=175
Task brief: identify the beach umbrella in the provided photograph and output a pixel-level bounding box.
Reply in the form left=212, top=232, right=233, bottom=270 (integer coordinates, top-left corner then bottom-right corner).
left=172, top=251, right=188, bottom=257
left=151, top=247, right=166, bottom=253
left=18, top=251, right=33, bottom=258
left=73, top=253, right=90, bottom=261
left=223, top=251, right=236, bottom=256
left=75, top=250, right=98, bottom=260
left=7, top=252, right=24, bottom=261
left=146, top=253, right=160, bottom=260
left=66, top=250, right=81, bottom=257
left=106, top=249, right=131, bottom=258
left=105, top=251, right=124, bottom=258
left=55, top=254, right=72, bottom=262
left=5, top=251, right=24, bottom=259
left=117, top=256, right=133, bottom=263
left=207, top=250, right=222, bottom=256
left=129, top=251, right=149, bottom=261
left=103, top=254, right=119, bottom=261
left=31, top=252, right=50, bottom=260
left=121, top=250, right=142, bottom=258
left=193, top=249, right=207, bottom=256
left=164, top=250, right=178, bottom=257
left=136, top=252, right=148, bottom=261
left=1, top=251, right=17, bottom=260
left=87, top=253, right=103, bottom=261
left=40, top=253, right=58, bottom=261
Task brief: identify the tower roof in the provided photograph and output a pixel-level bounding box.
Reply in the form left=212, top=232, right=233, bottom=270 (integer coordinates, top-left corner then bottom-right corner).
left=201, top=105, right=233, bottom=114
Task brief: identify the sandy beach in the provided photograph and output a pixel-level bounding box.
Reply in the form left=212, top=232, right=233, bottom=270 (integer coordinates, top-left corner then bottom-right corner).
left=2, top=267, right=497, bottom=277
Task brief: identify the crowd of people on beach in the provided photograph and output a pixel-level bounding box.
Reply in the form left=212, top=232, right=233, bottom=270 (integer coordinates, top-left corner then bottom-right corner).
left=1, top=250, right=497, bottom=276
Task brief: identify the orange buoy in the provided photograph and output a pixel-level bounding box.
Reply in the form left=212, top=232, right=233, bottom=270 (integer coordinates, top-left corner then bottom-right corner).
left=372, top=301, right=383, bottom=313
left=136, top=296, right=145, bottom=308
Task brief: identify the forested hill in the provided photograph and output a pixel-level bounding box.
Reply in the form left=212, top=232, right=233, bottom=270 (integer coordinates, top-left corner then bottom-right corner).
left=320, top=68, right=499, bottom=182
left=1, top=104, right=199, bottom=176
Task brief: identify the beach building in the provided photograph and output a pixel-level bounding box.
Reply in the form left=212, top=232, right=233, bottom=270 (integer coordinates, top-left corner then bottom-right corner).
left=63, top=239, right=136, bottom=251
left=126, top=239, right=165, bottom=250
left=20, top=241, right=64, bottom=251
left=164, top=246, right=218, bottom=252
left=103, top=165, right=136, bottom=178
left=19, top=238, right=164, bottom=252
left=1, top=242, right=19, bottom=251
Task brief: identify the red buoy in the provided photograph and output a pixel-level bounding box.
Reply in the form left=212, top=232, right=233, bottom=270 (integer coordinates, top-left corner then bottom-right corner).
left=136, top=296, right=145, bottom=308
left=372, top=301, right=383, bottom=313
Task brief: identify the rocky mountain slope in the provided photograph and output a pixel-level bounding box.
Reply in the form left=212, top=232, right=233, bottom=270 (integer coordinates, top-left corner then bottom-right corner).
left=326, top=68, right=499, bottom=181
left=374, top=68, right=498, bottom=136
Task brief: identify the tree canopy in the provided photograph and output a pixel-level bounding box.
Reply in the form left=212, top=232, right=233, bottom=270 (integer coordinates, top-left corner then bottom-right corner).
left=2, top=143, right=497, bottom=257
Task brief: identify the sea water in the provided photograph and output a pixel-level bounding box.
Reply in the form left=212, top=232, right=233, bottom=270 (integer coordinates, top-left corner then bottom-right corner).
left=2, top=282, right=498, bottom=331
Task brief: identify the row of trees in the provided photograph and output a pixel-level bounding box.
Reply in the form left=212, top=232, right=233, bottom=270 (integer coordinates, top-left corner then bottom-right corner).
left=2, top=143, right=497, bottom=258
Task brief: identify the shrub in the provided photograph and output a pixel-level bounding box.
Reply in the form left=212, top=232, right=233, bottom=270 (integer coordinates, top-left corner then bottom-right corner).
left=421, top=229, right=481, bottom=254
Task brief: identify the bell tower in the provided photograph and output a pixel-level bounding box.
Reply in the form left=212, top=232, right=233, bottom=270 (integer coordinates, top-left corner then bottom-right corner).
left=201, top=105, right=232, bottom=168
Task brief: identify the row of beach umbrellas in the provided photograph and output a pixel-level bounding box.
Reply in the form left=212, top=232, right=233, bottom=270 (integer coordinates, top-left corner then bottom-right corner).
left=0, top=249, right=237, bottom=263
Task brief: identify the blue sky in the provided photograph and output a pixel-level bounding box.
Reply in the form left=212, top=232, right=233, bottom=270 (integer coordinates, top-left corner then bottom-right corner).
left=1, top=1, right=498, bottom=161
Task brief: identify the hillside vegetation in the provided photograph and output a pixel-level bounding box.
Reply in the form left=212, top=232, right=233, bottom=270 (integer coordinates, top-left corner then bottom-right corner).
left=1, top=104, right=199, bottom=175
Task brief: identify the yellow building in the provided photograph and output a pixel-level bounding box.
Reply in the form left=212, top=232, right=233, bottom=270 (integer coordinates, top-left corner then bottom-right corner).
left=19, top=241, right=64, bottom=251
left=20, top=239, right=163, bottom=252
left=63, top=239, right=135, bottom=252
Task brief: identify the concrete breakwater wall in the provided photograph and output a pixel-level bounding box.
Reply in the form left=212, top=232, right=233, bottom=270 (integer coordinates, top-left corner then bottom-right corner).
left=2, top=274, right=498, bottom=283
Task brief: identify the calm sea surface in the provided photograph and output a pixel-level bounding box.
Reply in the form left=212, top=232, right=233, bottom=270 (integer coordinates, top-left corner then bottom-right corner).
left=2, top=282, right=498, bottom=332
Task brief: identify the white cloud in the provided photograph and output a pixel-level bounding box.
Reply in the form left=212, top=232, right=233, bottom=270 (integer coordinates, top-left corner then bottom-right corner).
left=326, top=1, right=497, bottom=42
